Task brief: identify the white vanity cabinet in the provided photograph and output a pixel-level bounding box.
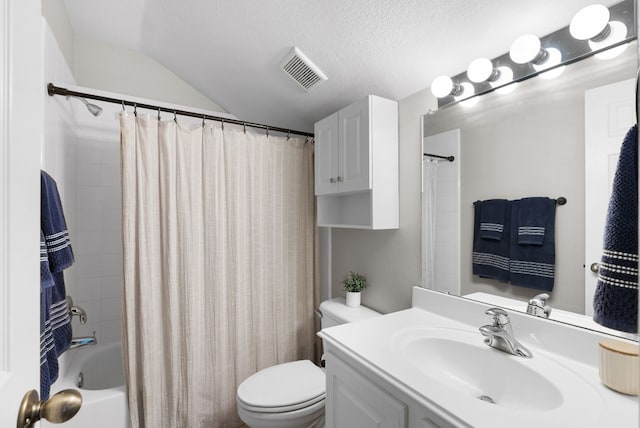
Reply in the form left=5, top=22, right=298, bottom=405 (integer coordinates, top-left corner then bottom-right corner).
left=324, top=350, right=456, bottom=428
left=314, top=95, right=398, bottom=229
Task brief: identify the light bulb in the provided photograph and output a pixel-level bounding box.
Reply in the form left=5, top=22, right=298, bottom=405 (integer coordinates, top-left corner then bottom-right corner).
left=509, top=34, right=547, bottom=65
left=591, top=21, right=628, bottom=59
left=570, top=4, right=610, bottom=41
left=467, top=58, right=499, bottom=83
left=492, top=67, right=515, bottom=94
left=536, top=48, right=565, bottom=79
left=431, top=75, right=455, bottom=98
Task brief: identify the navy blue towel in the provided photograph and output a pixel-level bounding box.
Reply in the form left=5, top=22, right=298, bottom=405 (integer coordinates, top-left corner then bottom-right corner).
left=473, top=200, right=511, bottom=283
left=479, top=199, right=508, bottom=241
left=509, top=199, right=556, bottom=291
left=517, top=197, right=550, bottom=245
left=593, top=125, right=638, bottom=333
left=40, top=171, right=74, bottom=399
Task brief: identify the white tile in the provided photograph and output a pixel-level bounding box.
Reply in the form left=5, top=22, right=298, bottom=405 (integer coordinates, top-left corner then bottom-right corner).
left=75, top=208, right=103, bottom=232
left=102, top=254, right=123, bottom=277
left=101, top=298, right=122, bottom=322
left=75, top=254, right=102, bottom=279
left=101, top=185, right=122, bottom=210
left=102, top=209, right=122, bottom=232
left=77, top=161, right=102, bottom=186
left=101, top=233, right=122, bottom=257
left=73, top=321, right=99, bottom=340
left=76, top=299, right=101, bottom=325
left=100, top=319, right=122, bottom=345
left=76, top=185, right=103, bottom=209
left=74, top=231, right=102, bottom=255
left=101, top=276, right=123, bottom=300
left=75, top=277, right=102, bottom=302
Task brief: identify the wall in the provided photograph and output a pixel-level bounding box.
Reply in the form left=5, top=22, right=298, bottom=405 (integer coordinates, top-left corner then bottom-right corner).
left=330, top=89, right=435, bottom=314
left=424, top=46, right=636, bottom=314
left=74, top=36, right=226, bottom=112
left=41, top=0, right=225, bottom=113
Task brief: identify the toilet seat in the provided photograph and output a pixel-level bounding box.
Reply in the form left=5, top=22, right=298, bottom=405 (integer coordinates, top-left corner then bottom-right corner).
left=237, top=360, right=325, bottom=413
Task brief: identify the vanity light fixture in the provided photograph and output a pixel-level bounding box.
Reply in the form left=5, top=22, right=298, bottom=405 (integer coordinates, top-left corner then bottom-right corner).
left=536, top=48, right=565, bottom=79
left=456, top=82, right=477, bottom=106
left=467, top=58, right=500, bottom=83
left=430, top=75, right=464, bottom=98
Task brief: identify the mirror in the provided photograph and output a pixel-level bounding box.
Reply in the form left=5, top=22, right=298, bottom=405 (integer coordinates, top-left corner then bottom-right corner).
left=421, top=3, right=637, bottom=339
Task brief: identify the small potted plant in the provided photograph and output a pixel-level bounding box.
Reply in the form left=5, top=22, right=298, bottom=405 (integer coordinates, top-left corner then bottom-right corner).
left=342, top=271, right=367, bottom=308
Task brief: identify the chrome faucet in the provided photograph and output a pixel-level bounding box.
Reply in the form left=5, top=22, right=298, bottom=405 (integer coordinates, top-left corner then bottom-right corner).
left=66, top=296, right=88, bottom=324
left=527, top=293, right=552, bottom=319
left=479, top=307, right=532, bottom=358
left=70, top=331, right=97, bottom=350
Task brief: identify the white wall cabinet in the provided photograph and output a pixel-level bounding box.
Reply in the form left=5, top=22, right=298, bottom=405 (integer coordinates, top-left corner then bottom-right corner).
left=315, top=95, right=398, bottom=229
left=324, top=350, right=456, bottom=428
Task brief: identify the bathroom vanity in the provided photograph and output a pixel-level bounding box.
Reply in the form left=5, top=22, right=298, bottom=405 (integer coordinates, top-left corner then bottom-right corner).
left=319, top=287, right=638, bottom=428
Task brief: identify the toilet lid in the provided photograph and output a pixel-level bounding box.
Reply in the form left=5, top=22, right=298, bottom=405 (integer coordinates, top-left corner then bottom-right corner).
left=237, top=360, right=325, bottom=410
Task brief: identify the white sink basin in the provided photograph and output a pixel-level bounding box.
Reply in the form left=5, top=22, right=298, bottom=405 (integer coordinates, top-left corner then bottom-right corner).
left=391, top=327, right=603, bottom=414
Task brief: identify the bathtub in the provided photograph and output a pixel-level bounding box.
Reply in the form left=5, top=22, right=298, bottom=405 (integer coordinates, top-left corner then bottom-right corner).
left=44, top=342, right=129, bottom=428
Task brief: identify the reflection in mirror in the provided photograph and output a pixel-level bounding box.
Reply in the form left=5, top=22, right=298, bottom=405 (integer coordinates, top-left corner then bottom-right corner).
left=421, top=28, right=637, bottom=339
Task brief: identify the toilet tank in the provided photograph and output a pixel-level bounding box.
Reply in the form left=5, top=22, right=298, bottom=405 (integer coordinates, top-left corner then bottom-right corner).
left=319, top=297, right=381, bottom=329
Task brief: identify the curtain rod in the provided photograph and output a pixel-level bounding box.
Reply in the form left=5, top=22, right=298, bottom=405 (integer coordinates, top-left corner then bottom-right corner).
left=47, top=83, right=315, bottom=138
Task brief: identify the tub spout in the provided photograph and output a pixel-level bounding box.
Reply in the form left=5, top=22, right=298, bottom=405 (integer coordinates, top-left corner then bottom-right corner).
left=70, top=331, right=97, bottom=350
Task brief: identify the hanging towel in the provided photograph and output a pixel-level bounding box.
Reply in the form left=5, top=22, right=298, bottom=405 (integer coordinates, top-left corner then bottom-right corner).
left=40, top=171, right=74, bottom=398
left=40, top=232, right=56, bottom=400
left=473, top=200, right=511, bottom=283
left=479, top=199, right=508, bottom=240
left=593, top=125, right=638, bottom=333
left=517, top=197, right=550, bottom=245
left=509, top=199, right=556, bottom=291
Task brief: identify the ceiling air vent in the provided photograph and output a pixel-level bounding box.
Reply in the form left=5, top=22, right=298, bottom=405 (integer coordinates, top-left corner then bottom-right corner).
left=280, top=47, right=327, bottom=92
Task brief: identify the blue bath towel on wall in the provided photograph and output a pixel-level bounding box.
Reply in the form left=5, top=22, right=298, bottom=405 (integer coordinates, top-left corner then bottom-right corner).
left=473, top=200, right=511, bottom=283
left=40, top=171, right=75, bottom=399
left=517, top=197, right=550, bottom=245
left=509, top=199, right=556, bottom=291
left=593, top=125, right=638, bottom=334
left=479, top=199, right=508, bottom=240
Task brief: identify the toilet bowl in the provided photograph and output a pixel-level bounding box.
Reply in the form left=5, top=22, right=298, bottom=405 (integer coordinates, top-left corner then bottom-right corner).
left=236, top=297, right=381, bottom=428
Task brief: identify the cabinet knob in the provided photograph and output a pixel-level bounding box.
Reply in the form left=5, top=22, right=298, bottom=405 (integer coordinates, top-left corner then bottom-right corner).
left=337, top=176, right=344, bottom=183
left=329, top=177, right=336, bottom=184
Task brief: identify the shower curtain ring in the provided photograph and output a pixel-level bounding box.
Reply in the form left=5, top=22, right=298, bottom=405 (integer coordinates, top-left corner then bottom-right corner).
left=202, top=115, right=206, bottom=127
left=287, top=130, right=290, bottom=140
left=266, top=126, right=269, bottom=137
left=134, top=103, right=137, bottom=117
left=221, top=118, right=224, bottom=130
left=157, top=107, right=161, bottom=121
left=121, top=100, right=125, bottom=111
left=173, top=111, right=177, bottom=123
left=243, top=123, right=246, bottom=134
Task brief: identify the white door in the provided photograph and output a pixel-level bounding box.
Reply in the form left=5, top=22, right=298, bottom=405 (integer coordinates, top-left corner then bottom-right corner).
left=0, top=0, right=44, bottom=426
left=339, top=97, right=370, bottom=193
left=584, top=78, right=634, bottom=316
left=314, top=112, right=340, bottom=195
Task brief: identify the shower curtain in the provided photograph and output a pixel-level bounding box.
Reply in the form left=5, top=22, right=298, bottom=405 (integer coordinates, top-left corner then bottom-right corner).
left=120, top=114, right=317, bottom=427
left=422, top=159, right=439, bottom=289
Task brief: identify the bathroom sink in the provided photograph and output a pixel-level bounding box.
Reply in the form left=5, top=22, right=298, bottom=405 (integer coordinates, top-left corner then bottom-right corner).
left=391, top=327, right=601, bottom=413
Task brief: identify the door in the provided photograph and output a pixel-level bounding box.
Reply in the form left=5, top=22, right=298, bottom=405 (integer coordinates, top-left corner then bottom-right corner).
left=339, top=97, right=370, bottom=193
left=0, top=0, right=44, bottom=426
left=315, top=112, right=340, bottom=195
left=584, top=78, right=634, bottom=315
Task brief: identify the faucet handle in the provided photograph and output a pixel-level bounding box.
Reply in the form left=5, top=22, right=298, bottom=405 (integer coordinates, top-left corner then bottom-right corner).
left=485, top=307, right=510, bottom=327
left=529, top=293, right=549, bottom=306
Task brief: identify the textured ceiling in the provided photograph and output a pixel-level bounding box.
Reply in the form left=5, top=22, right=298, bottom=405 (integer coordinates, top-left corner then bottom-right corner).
left=64, top=0, right=621, bottom=132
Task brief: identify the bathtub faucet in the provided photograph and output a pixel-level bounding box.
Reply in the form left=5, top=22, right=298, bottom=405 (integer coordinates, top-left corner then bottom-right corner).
left=70, top=331, right=97, bottom=350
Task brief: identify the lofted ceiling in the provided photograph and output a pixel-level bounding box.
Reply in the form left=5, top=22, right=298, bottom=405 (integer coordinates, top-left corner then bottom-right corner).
left=64, top=0, right=621, bottom=132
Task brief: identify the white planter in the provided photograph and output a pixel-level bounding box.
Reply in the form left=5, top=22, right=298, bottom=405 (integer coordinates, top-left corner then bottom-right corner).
left=345, top=291, right=361, bottom=308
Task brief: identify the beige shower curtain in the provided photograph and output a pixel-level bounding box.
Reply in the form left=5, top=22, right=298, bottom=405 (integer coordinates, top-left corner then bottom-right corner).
left=120, top=114, right=317, bottom=427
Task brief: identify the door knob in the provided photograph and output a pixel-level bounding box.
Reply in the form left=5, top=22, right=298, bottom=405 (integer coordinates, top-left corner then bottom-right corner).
left=590, top=262, right=600, bottom=273
left=17, top=389, right=82, bottom=428
left=329, top=177, right=336, bottom=183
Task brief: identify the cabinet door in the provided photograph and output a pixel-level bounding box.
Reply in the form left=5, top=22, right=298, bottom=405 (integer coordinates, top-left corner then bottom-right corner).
left=315, top=112, right=340, bottom=195
left=326, top=353, right=407, bottom=428
left=339, top=97, right=371, bottom=193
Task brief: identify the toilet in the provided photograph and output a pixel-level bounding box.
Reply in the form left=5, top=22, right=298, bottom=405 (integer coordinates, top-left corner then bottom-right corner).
left=236, top=297, right=381, bottom=428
